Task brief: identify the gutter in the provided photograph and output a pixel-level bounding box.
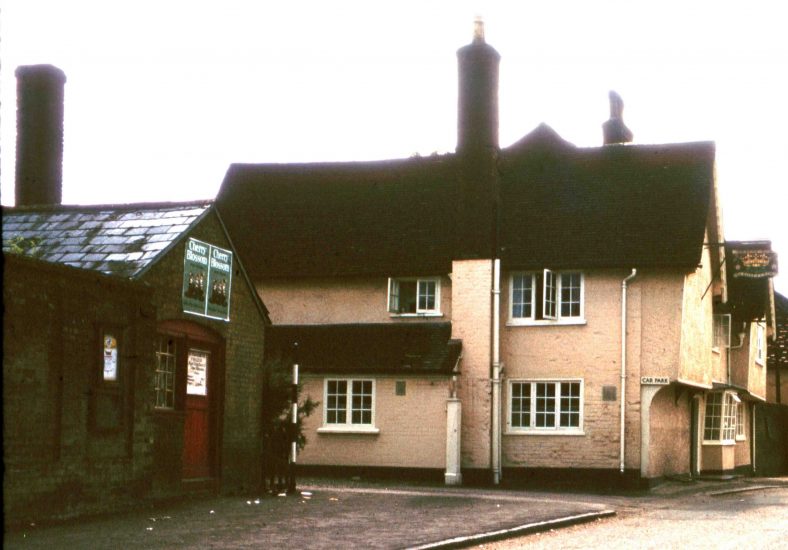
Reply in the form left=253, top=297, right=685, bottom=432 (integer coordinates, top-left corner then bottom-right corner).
left=620, top=269, right=637, bottom=473
left=491, top=258, right=503, bottom=484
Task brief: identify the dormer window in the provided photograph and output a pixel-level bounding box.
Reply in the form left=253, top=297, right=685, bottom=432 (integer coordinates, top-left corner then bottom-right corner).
left=510, top=270, right=584, bottom=325
left=388, top=277, right=441, bottom=315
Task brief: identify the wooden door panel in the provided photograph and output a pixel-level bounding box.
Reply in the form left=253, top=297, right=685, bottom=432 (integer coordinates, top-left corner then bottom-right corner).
left=183, top=349, right=211, bottom=479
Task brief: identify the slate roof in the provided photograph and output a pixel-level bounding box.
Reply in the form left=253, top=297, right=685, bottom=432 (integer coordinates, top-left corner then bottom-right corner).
left=265, top=322, right=462, bottom=376
left=2, top=201, right=211, bottom=278
left=217, top=126, right=715, bottom=279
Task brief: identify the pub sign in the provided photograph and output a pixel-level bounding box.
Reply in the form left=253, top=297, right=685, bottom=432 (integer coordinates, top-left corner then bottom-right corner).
left=731, top=249, right=778, bottom=279
left=182, top=238, right=233, bottom=321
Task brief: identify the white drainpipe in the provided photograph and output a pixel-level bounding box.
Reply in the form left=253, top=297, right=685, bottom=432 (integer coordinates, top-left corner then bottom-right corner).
left=491, top=259, right=503, bottom=484
left=620, top=269, right=637, bottom=473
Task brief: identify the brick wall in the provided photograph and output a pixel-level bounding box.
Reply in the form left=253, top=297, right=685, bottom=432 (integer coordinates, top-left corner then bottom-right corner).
left=3, top=255, right=156, bottom=526
left=140, top=211, right=268, bottom=494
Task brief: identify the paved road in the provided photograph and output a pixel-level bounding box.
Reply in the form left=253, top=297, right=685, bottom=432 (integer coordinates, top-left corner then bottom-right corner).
left=4, top=478, right=786, bottom=549
left=481, top=487, right=788, bottom=549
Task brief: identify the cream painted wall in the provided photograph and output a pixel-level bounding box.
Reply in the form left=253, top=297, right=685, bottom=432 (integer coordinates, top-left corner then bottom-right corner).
left=450, top=260, right=493, bottom=469
left=298, top=376, right=450, bottom=468
left=259, top=275, right=452, bottom=325
left=678, top=239, right=717, bottom=386
left=500, top=269, right=633, bottom=469
left=647, top=385, right=692, bottom=478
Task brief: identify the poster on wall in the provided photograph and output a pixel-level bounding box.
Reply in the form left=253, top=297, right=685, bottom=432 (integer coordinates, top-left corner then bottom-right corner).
left=186, top=350, right=209, bottom=396
left=182, top=238, right=233, bottom=321
left=103, top=334, right=118, bottom=381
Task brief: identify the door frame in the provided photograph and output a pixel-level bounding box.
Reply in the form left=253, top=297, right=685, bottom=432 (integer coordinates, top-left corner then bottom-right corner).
left=157, top=319, right=225, bottom=483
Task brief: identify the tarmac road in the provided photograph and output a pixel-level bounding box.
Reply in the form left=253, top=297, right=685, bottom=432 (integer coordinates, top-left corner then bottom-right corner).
left=479, top=486, right=788, bottom=549
left=4, top=477, right=787, bottom=549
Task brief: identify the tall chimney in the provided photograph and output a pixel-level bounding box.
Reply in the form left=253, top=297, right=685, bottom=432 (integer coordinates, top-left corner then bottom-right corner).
left=456, top=18, right=500, bottom=153
left=15, top=64, right=66, bottom=206
left=455, top=19, right=501, bottom=260
left=602, top=90, right=633, bottom=145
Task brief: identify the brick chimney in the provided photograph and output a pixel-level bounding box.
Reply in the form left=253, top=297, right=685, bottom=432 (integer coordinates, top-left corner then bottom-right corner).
left=602, top=90, right=633, bottom=145
left=15, top=64, right=67, bottom=206
left=455, top=19, right=501, bottom=260
left=456, top=18, right=500, bottom=153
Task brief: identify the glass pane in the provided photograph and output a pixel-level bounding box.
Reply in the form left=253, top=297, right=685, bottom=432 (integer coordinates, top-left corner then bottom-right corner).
left=418, top=280, right=436, bottom=311
left=399, top=281, right=418, bottom=313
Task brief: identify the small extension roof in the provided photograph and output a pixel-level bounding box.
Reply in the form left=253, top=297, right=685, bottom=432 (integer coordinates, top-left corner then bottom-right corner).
left=2, top=201, right=211, bottom=278
left=266, top=322, right=462, bottom=376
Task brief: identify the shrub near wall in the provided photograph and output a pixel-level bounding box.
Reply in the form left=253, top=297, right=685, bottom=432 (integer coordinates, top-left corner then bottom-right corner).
left=3, top=255, right=157, bottom=527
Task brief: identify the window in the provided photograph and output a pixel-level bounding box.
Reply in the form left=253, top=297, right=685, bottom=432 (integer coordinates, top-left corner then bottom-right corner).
left=736, top=402, right=746, bottom=440
left=755, top=322, right=766, bottom=365
left=510, top=271, right=584, bottom=324
left=713, top=313, right=731, bottom=349
left=388, top=277, right=440, bottom=315
left=508, top=380, right=583, bottom=433
left=703, top=392, right=738, bottom=444
left=321, top=379, right=377, bottom=432
left=155, top=336, right=177, bottom=409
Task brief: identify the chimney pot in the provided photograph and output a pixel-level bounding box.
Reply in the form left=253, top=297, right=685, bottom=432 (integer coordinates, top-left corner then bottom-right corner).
left=602, top=90, right=633, bottom=145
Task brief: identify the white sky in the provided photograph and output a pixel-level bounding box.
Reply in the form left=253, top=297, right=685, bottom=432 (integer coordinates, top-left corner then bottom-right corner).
left=1, top=0, right=786, bottom=294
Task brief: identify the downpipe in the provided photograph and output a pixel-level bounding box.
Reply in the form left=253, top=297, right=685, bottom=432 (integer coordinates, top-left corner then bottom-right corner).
left=491, top=259, right=502, bottom=485
left=620, top=269, right=637, bottom=473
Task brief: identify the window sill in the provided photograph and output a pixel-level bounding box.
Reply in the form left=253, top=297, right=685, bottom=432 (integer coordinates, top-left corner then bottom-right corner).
left=317, top=426, right=380, bottom=435
left=735, top=435, right=746, bottom=442
left=390, top=312, right=444, bottom=318
left=702, top=440, right=736, bottom=446
left=505, top=429, right=585, bottom=436
left=712, top=347, right=721, bottom=355
left=507, top=318, right=586, bottom=327
left=755, top=359, right=765, bottom=367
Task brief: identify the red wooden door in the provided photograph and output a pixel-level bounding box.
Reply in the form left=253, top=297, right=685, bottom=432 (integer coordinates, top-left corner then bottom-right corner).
left=183, top=348, right=211, bottom=479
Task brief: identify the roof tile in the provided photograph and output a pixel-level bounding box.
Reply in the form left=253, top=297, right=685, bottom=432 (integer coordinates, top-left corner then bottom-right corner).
left=2, top=201, right=211, bottom=278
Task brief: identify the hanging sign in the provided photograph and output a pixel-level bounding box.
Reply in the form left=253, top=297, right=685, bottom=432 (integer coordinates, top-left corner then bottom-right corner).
left=731, top=249, right=778, bottom=279
left=182, top=238, right=233, bottom=321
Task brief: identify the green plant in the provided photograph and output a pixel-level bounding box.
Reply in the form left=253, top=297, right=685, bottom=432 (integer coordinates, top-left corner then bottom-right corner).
left=261, top=357, right=318, bottom=493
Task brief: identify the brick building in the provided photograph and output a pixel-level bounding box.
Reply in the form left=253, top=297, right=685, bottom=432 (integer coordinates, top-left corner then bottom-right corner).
left=216, top=23, right=777, bottom=488
left=2, top=65, right=270, bottom=524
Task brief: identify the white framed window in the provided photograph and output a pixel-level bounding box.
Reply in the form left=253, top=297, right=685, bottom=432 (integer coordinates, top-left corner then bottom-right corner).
left=319, top=379, right=378, bottom=433
left=509, top=271, right=584, bottom=324
left=154, top=336, right=177, bottom=409
left=703, top=391, right=739, bottom=444
left=388, top=277, right=441, bottom=315
left=507, top=379, right=583, bottom=434
left=755, top=322, right=766, bottom=365
left=713, top=313, right=731, bottom=350
left=735, top=402, right=746, bottom=441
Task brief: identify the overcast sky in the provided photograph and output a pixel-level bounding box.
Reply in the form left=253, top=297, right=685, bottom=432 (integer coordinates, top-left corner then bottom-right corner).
left=1, top=1, right=786, bottom=293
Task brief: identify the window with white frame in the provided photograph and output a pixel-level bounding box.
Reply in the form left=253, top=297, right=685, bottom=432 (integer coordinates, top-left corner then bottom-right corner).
left=508, top=380, right=583, bottom=433
left=154, top=336, right=177, bottom=409
left=755, top=322, right=766, bottom=365
left=388, top=277, right=440, bottom=315
left=324, top=379, right=375, bottom=428
left=510, top=270, right=583, bottom=323
left=703, top=392, right=738, bottom=443
left=713, top=313, right=731, bottom=350
left=736, top=402, right=746, bottom=440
